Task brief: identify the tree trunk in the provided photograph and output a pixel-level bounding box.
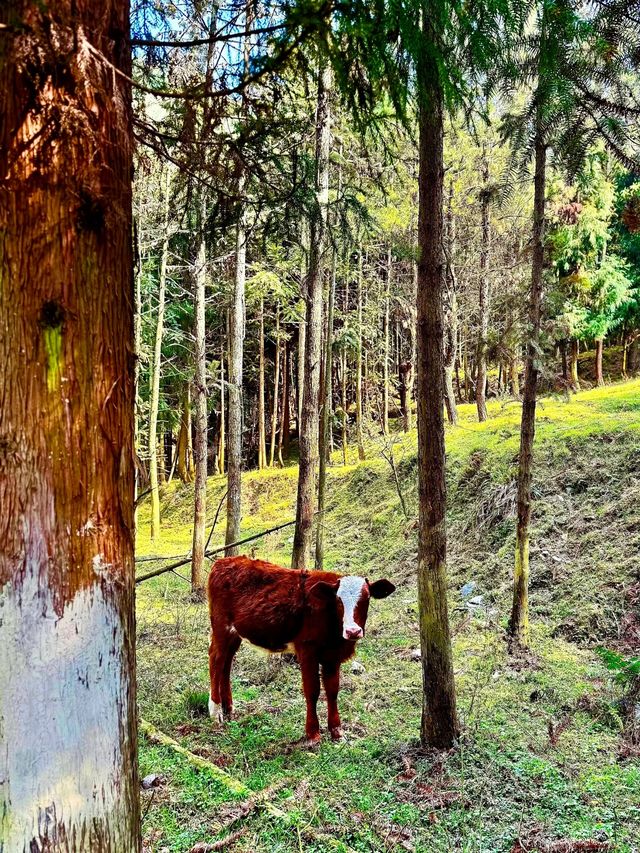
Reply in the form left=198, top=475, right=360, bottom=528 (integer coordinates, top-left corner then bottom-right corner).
left=383, top=247, right=391, bottom=435
left=282, top=339, right=291, bottom=459
left=149, top=167, right=170, bottom=542
left=444, top=177, right=458, bottom=426
left=0, top=4, right=140, bottom=849
left=191, top=192, right=208, bottom=596
left=559, top=339, right=568, bottom=381
left=509, top=122, right=547, bottom=648
left=258, top=296, right=267, bottom=469
left=476, top=151, right=490, bottom=422
left=356, top=249, right=366, bottom=460
left=595, top=338, right=604, bottom=386
left=269, top=303, right=281, bottom=467
left=316, top=243, right=337, bottom=569
left=226, top=173, right=246, bottom=554
left=278, top=339, right=288, bottom=466
left=218, top=329, right=226, bottom=474
left=134, top=214, right=143, bottom=526
left=291, top=61, right=331, bottom=569
left=416, top=54, right=459, bottom=749
left=570, top=338, right=580, bottom=390
left=177, top=384, right=195, bottom=483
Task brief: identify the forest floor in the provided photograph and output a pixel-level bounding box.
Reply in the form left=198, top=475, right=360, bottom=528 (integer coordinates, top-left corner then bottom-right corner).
left=136, top=379, right=640, bottom=853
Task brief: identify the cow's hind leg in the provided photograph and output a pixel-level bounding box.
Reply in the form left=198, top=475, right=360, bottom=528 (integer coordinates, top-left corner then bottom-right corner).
left=208, top=629, right=224, bottom=724
left=219, top=631, right=241, bottom=720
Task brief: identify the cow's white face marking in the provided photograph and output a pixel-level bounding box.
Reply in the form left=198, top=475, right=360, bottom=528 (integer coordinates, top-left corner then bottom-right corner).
left=337, top=576, right=366, bottom=640
left=209, top=694, right=223, bottom=724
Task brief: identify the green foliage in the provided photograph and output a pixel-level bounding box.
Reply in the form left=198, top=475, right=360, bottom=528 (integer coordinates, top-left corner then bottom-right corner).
left=596, top=647, right=640, bottom=686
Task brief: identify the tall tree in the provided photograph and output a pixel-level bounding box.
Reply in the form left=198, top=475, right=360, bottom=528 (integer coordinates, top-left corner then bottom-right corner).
left=0, top=2, right=140, bottom=848
left=356, top=248, right=366, bottom=460
left=414, top=5, right=459, bottom=748
left=476, top=149, right=491, bottom=422
left=191, top=190, right=209, bottom=593
left=226, top=10, right=251, bottom=554
left=291, top=60, right=332, bottom=568
left=149, top=166, right=171, bottom=542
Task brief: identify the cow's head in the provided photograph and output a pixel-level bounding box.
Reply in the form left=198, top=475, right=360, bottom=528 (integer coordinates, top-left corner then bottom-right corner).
left=311, top=575, right=395, bottom=640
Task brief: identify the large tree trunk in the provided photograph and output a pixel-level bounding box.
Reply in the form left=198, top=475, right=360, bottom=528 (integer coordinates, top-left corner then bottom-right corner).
left=476, top=151, right=490, bottom=422
left=595, top=338, right=604, bottom=386
left=509, top=123, right=547, bottom=648
left=291, top=62, right=331, bottom=569
left=356, top=249, right=366, bottom=460
left=226, top=174, right=246, bottom=554
left=149, top=167, right=170, bottom=542
left=258, top=296, right=267, bottom=469
left=269, top=303, right=281, bottom=467
left=191, top=192, right=208, bottom=596
left=416, top=55, right=459, bottom=749
left=0, top=4, right=140, bottom=849
left=316, top=244, right=337, bottom=568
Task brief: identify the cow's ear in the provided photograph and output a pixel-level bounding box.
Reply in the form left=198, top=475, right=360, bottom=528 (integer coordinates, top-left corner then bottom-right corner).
left=368, top=579, right=396, bottom=599
left=309, top=580, right=339, bottom=603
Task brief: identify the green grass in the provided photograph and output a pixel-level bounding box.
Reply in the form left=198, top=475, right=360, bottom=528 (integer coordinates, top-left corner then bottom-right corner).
left=136, top=378, right=640, bottom=852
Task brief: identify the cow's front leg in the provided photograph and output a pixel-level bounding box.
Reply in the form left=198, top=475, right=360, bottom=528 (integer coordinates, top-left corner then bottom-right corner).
left=322, top=661, right=342, bottom=740
left=296, top=646, right=321, bottom=744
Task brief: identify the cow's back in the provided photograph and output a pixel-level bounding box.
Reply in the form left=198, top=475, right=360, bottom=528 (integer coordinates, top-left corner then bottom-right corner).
left=208, top=557, right=311, bottom=652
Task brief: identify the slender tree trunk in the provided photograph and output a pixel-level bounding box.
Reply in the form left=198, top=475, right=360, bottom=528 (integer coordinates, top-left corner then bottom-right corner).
left=258, top=297, right=267, bottom=469
left=462, top=324, right=470, bottom=402
left=226, top=177, right=246, bottom=554
left=177, top=384, right=194, bottom=483
left=595, top=338, right=604, bottom=386
left=416, top=53, right=459, bottom=749
left=570, top=338, right=580, bottom=390
left=444, top=177, right=458, bottom=426
left=291, top=61, right=332, bottom=569
left=476, top=150, right=490, bottom=422
left=134, top=214, right=143, bottom=526
left=316, top=243, right=337, bottom=568
left=191, top=192, right=208, bottom=596
left=559, top=340, right=568, bottom=381
left=0, top=4, right=140, bottom=848
left=510, top=353, right=520, bottom=397
left=383, top=247, right=391, bottom=435
left=297, top=230, right=307, bottom=437
left=356, top=250, right=366, bottom=460
left=149, top=167, right=170, bottom=542
left=509, top=122, right=547, bottom=648
left=278, top=339, right=288, bottom=466
left=269, top=303, right=281, bottom=467
left=218, top=329, right=226, bottom=474
left=283, top=339, right=291, bottom=459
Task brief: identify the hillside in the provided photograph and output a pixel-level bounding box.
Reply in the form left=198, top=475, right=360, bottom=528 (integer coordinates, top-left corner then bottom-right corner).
left=136, top=380, right=640, bottom=853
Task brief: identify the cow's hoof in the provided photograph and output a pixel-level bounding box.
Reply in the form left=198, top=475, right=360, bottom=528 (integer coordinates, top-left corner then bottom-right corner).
left=303, top=733, right=321, bottom=748
left=208, top=696, right=224, bottom=725
left=330, top=727, right=343, bottom=741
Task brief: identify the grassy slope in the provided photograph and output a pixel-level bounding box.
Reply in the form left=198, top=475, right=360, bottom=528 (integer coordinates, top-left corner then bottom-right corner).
left=136, top=379, right=640, bottom=853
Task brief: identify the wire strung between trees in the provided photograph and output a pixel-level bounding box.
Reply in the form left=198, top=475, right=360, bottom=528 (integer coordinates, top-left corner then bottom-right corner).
left=135, top=514, right=318, bottom=585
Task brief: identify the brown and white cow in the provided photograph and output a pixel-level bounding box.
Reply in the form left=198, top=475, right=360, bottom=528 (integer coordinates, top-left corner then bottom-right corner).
left=207, top=556, right=395, bottom=743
